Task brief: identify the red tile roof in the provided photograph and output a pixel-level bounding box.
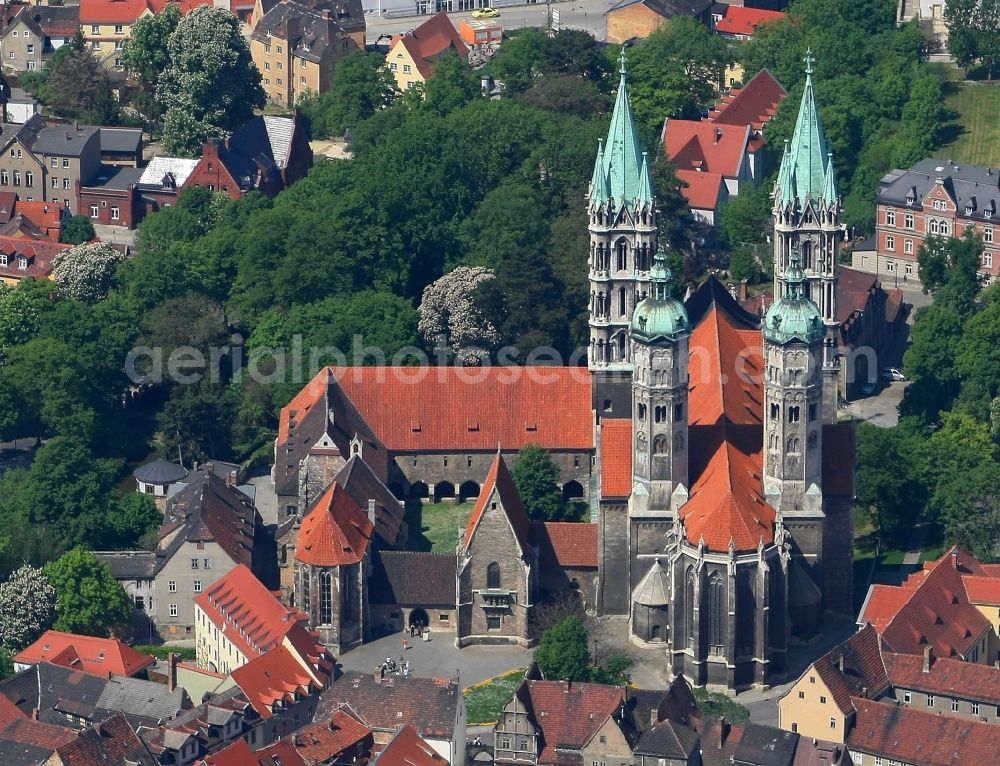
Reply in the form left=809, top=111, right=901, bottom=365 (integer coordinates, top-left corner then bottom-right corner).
left=861, top=547, right=992, bottom=660
left=0, top=236, right=70, bottom=282
left=805, top=624, right=888, bottom=715
left=664, top=121, right=750, bottom=177
left=531, top=522, right=598, bottom=568
left=79, top=0, right=211, bottom=24
left=0, top=693, right=76, bottom=758
left=14, top=201, right=63, bottom=241
left=15, top=631, right=155, bottom=678
left=859, top=584, right=913, bottom=633
left=847, top=697, right=1000, bottom=766
left=464, top=452, right=531, bottom=554
left=884, top=651, right=1000, bottom=705
left=389, top=12, right=469, bottom=80
left=289, top=706, right=372, bottom=766
left=681, top=301, right=774, bottom=551
left=49, top=713, right=155, bottom=766
left=296, top=482, right=374, bottom=567
left=961, top=574, right=1000, bottom=604
left=229, top=646, right=321, bottom=720
left=676, top=169, right=725, bottom=211
left=707, top=69, right=787, bottom=130
left=517, top=679, right=626, bottom=764
left=204, top=738, right=307, bottom=765
left=194, top=563, right=310, bottom=661
left=599, top=418, right=632, bottom=499
left=837, top=267, right=878, bottom=324
left=377, top=724, right=447, bottom=766
left=714, top=6, right=785, bottom=37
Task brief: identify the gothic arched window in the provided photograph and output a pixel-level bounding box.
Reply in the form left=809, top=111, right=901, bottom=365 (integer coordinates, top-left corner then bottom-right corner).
left=487, top=562, right=501, bottom=590
left=653, top=435, right=668, bottom=455
left=787, top=435, right=800, bottom=453
left=319, top=569, right=333, bottom=625
left=684, top=567, right=696, bottom=648
left=301, top=569, right=311, bottom=612
left=708, top=572, right=725, bottom=652
left=802, top=240, right=812, bottom=270
left=617, top=240, right=627, bottom=271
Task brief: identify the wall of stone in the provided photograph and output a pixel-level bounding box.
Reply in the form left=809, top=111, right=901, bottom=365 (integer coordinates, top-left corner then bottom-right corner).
left=599, top=501, right=630, bottom=615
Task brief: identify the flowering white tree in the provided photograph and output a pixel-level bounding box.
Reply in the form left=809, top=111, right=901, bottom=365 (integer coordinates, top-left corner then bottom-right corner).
left=51, top=242, right=126, bottom=304
left=0, top=565, right=56, bottom=651
left=418, top=266, right=502, bottom=364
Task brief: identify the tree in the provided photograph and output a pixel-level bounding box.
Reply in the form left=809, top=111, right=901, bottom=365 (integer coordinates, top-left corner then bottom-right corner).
left=720, top=185, right=772, bottom=247
left=901, top=303, right=963, bottom=422
left=917, top=230, right=983, bottom=317
left=121, top=4, right=181, bottom=121
left=297, top=51, right=398, bottom=139
left=0, top=283, right=40, bottom=355
left=418, top=266, right=502, bottom=363
left=46, top=37, right=117, bottom=123
left=157, top=6, right=264, bottom=155
left=945, top=0, right=1000, bottom=78
left=0, top=565, right=56, bottom=651
left=519, top=75, right=611, bottom=117
left=487, top=28, right=609, bottom=94
left=59, top=215, right=96, bottom=246
left=44, top=548, right=132, bottom=637
left=728, top=246, right=761, bottom=284
left=534, top=616, right=591, bottom=681
left=855, top=422, right=926, bottom=544
left=423, top=50, right=481, bottom=115
left=52, top=242, right=126, bottom=303
left=511, top=444, right=566, bottom=521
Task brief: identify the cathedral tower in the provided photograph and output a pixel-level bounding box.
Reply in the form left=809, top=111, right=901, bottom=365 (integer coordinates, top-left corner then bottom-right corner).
left=588, top=49, right=657, bottom=420
left=629, top=247, right=690, bottom=513
left=771, top=51, right=841, bottom=420
left=762, top=252, right=825, bottom=511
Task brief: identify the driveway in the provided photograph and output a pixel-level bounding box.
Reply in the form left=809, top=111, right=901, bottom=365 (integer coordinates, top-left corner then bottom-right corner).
left=843, top=380, right=908, bottom=427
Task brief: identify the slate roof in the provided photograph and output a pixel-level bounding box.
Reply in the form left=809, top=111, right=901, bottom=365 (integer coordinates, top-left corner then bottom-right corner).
left=883, top=650, right=1000, bottom=705
left=94, top=676, right=188, bottom=724
left=389, top=12, right=468, bottom=80
left=376, top=724, right=448, bottom=766
left=464, top=452, right=531, bottom=555
left=253, top=1, right=356, bottom=64
left=296, top=481, right=374, bottom=566
left=530, top=522, right=598, bottom=568
left=316, top=672, right=459, bottom=741
left=99, top=127, right=143, bottom=154
left=847, top=697, right=1000, bottom=765
left=48, top=713, right=157, bottom=766
left=807, top=624, right=889, bottom=715
left=133, top=457, right=188, bottom=484
left=599, top=418, right=632, bottom=499
left=0, top=662, right=108, bottom=728
left=369, top=550, right=456, bottom=607
left=93, top=550, right=158, bottom=580
left=702, top=720, right=798, bottom=766
left=289, top=705, right=372, bottom=766
left=879, top=158, right=1000, bottom=220
left=32, top=125, right=99, bottom=157
left=82, top=164, right=144, bottom=192
left=158, top=471, right=258, bottom=570
left=15, top=632, right=155, bottom=679
left=333, top=455, right=406, bottom=546
left=229, top=646, right=321, bottom=720
left=0, top=693, right=76, bottom=766
left=4, top=5, right=80, bottom=38
left=136, top=156, right=200, bottom=189
left=0, top=114, right=43, bottom=154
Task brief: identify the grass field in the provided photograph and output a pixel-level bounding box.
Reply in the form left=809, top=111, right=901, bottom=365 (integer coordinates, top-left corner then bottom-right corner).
left=406, top=500, right=477, bottom=552
left=464, top=669, right=525, bottom=724
left=938, top=80, right=1000, bottom=167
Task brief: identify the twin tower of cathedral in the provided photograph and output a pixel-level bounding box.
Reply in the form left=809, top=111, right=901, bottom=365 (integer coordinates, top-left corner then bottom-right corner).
left=589, top=52, right=854, bottom=689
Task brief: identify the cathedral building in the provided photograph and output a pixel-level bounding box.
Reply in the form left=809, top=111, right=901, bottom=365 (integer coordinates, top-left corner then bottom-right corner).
left=272, top=50, right=855, bottom=690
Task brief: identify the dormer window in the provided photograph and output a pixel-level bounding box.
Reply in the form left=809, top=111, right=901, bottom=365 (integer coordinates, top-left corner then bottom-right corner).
left=0, top=254, right=7, bottom=266
left=17, top=257, right=26, bottom=270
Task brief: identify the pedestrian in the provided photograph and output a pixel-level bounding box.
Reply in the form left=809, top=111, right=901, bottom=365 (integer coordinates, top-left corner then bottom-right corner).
left=403, top=637, right=409, bottom=651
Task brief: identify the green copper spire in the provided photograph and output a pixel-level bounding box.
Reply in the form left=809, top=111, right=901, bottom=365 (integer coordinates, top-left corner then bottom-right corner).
left=590, top=139, right=609, bottom=204
left=776, top=50, right=836, bottom=207
left=763, top=249, right=825, bottom=345
left=630, top=246, right=689, bottom=342
left=636, top=151, right=653, bottom=207
left=589, top=48, right=650, bottom=209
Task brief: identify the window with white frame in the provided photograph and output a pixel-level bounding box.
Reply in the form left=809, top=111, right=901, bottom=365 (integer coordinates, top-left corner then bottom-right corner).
left=903, top=691, right=911, bottom=703
left=17, top=257, right=26, bottom=270
left=984, top=252, right=993, bottom=268
left=986, top=227, right=994, bottom=243
left=886, top=209, right=895, bottom=226
left=972, top=702, right=980, bottom=715
left=905, top=263, right=914, bottom=276
left=905, top=212, right=914, bottom=229
left=904, top=239, right=913, bottom=254
left=168, top=580, right=176, bottom=592
left=930, top=219, right=940, bottom=234
left=169, top=603, right=178, bottom=617
left=91, top=25, right=99, bottom=34
left=110, top=206, right=119, bottom=220
left=886, top=235, right=895, bottom=251
left=115, top=24, right=123, bottom=33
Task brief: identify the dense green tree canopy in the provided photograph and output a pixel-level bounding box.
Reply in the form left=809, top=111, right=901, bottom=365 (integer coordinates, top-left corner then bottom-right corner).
left=534, top=616, right=591, bottom=681
left=298, top=51, right=399, bottom=139
left=44, top=548, right=133, bottom=637
left=512, top=444, right=567, bottom=522
left=945, top=0, right=1000, bottom=78
left=121, top=4, right=181, bottom=121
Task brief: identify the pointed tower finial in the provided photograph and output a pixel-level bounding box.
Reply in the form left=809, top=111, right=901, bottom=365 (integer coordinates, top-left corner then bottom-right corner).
left=804, top=48, right=815, bottom=76
left=618, top=47, right=628, bottom=76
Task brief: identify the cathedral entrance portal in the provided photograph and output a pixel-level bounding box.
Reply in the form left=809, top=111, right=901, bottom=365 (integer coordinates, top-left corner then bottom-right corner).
left=409, top=608, right=429, bottom=628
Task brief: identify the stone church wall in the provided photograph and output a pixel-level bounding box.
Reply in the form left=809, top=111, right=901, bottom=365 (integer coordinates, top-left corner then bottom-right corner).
left=598, top=501, right=630, bottom=615
left=822, top=499, right=854, bottom=615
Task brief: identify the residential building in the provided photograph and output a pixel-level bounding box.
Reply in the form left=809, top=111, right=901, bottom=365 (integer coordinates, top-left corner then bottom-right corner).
left=6, top=199, right=64, bottom=240
left=250, top=0, right=366, bottom=45
left=99, top=127, right=143, bottom=166
left=882, top=649, right=1000, bottom=723
left=701, top=719, right=850, bottom=766
left=712, top=7, right=785, bottom=86
left=315, top=671, right=465, bottom=766
left=528, top=521, right=598, bottom=608
left=14, top=631, right=155, bottom=678
left=663, top=68, right=787, bottom=225
left=0, top=693, right=76, bottom=765
left=897, top=0, right=948, bottom=55
left=385, top=13, right=468, bottom=93
left=604, top=0, right=712, bottom=44
left=493, top=679, right=636, bottom=766
left=32, top=123, right=102, bottom=214
left=458, top=18, right=501, bottom=49
left=0, top=115, right=46, bottom=201
left=284, top=705, right=373, bottom=766
left=375, top=725, right=447, bottom=766
left=200, top=738, right=307, bottom=765
left=0, top=6, right=79, bottom=73
left=0, top=236, right=70, bottom=285
left=251, top=1, right=360, bottom=106
left=41, top=713, right=158, bottom=765
left=153, top=467, right=269, bottom=638
left=631, top=676, right=701, bottom=766
left=133, top=155, right=201, bottom=215
left=859, top=157, right=1000, bottom=283
left=458, top=452, right=536, bottom=647
left=140, top=686, right=262, bottom=760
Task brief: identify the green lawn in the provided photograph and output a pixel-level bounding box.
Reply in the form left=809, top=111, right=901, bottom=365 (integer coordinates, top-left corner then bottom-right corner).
left=938, top=80, right=1000, bottom=167
left=406, top=500, right=477, bottom=552
left=464, top=669, right=525, bottom=724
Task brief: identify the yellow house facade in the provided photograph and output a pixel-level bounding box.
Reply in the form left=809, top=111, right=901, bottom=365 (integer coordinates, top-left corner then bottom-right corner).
left=79, top=0, right=157, bottom=71
left=777, top=667, right=850, bottom=744
left=386, top=39, right=424, bottom=92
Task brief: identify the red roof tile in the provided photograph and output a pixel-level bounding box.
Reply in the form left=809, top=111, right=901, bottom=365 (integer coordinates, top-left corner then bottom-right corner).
left=204, top=738, right=307, bottom=765
left=15, top=631, right=155, bottom=678
left=884, top=651, right=1000, bottom=705
left=517, top=679, right=625, bottom=764
left=715, top=6, right=785, bottom=37
left=859, top=585, right=912, bottom=633
left=837, top=267, right=878, bottom=324
left=49, top=714, right=155, bottom=766
left=296, top=482, right=374, bottom=567
left=377, top=724, right=448, bottom=766
left=290, top=706, right=372, bottom=766
left=664, top=121, right=750, bottom=177
left=600, top=419, right=632, bottom=499
left=681, top=302, right=774, bottom=551
left=531, top=522, right=598, bottom=568
left=847, top=697, right=1000, bottom=766
left=708, top=69, right=787, bottom=129
left=676, top=169, right=725, bottom=211
left=961, top=574, right=1000, bottom=604
left=230, top=646, right=320, bottom=719
left=0, top=693, right=76, bottom=756
left=194, top=563, right=309, bottom=661
left=279, top=366, right=594, bottom=455
left=806, top=624, right=889, bottom=715
left=389, top=12, right=469, bottom=80
left=79, top=0, right=210, bottom=24
left=15, top=201, right=63, bottom=239
left=464, top=452, right=531, bottom=554
left=0, top=236, right=70, bottom=282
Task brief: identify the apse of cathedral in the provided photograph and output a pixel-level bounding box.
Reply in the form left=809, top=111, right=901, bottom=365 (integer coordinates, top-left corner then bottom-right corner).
left=591, top=50, right=855, bottom=690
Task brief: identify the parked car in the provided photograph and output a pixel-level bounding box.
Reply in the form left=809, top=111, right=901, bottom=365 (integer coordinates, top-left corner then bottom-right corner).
left=472, top=7, right=500, bottom=17
left=881, top=367, right=906, bottom=381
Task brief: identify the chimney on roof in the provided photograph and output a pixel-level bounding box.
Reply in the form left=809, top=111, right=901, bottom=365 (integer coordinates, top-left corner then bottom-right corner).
left=718, top=717, right=729, bottom=748
left=321, top=8, right=331, bottom=18
left=836, top=653, right=845, bottom=673
left=738, top=279, right=749, bottom=303
left=923, top=646, right=934, bottom=673
left=951, top=550, right=959, bottom=568
left=861, top=686, right=869, bottom=699
left=31, top=709, right=39, bottom=721
left=563, top=679, right=571, bottom=692
left=204, top=461, right=214, bottom=476
left=227, top=470, right=237, bottom=487
left=714, top=127, right=722, bottom=144
left=168, top=652, right=178, bottom=691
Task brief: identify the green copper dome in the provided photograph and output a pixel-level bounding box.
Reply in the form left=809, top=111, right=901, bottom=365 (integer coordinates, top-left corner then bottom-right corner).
left=763, top=252, right=825, bottom=345
left=630, top=247, right=689, bottom=342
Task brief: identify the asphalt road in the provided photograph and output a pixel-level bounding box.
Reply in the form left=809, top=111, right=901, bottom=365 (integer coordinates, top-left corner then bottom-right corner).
left=365, top=0, right=614, bottom=44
